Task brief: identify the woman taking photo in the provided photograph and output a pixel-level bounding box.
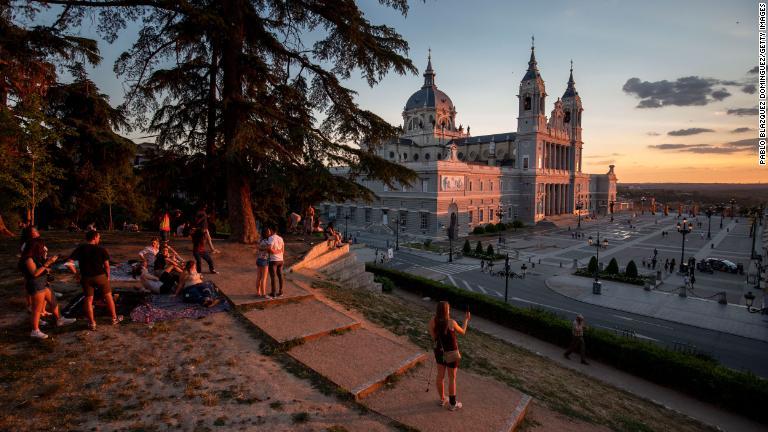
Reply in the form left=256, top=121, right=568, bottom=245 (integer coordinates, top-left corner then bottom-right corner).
left=429, top=301, right=470, bottom=411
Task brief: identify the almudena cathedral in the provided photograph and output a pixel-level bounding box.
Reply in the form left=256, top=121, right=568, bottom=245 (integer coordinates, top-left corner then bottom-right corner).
left=322, top=44, right=617, bottom=240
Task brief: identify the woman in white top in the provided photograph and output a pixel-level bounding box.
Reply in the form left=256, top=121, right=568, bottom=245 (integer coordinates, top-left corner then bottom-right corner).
left=255, top=227, right=270, bottom=297
left=175, top=261, right=219, bottom=307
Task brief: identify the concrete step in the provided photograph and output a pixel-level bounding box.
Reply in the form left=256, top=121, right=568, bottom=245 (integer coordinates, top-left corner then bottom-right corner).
left=326, top=263, right=367, bottom=283
left=288, top=328, right=427, bottom=400
left=362, top=358, right=532, bottom=432
left=217, top=278, right=313, bottom=311
left=338, top=271, right=374, bottom=290
left=366, top=281, right=383, bottom=293
left=242, top=299, right=361, bottom=344
left=291, top=243, right=350, bottom=272
left=322, top=254, right=358, bottom=274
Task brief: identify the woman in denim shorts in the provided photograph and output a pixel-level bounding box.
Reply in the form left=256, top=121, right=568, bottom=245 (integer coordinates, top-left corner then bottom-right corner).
left=255, top=227, right=270, bottom=297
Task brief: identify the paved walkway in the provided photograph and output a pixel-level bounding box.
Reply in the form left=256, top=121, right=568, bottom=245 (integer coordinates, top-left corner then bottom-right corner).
left=546, top=274, right=768, bottom=342
left=394, top=289, right=764, bottom=432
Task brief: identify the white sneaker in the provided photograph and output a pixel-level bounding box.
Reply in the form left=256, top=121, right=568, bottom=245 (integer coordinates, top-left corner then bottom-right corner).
left=30, top=329, right=49, bottom=339
left=448, top=401, right=462, bottom=411
left=57, top=317, right=77, bottom=327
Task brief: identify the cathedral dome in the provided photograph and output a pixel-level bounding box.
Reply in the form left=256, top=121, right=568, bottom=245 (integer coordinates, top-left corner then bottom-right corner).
left=405, top=86, right=454, bottom=112
left=404, top=52, right=455, bottom=113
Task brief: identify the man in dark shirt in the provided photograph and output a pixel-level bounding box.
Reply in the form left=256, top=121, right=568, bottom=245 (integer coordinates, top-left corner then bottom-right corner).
left=66, top=231, right=122, bottom=330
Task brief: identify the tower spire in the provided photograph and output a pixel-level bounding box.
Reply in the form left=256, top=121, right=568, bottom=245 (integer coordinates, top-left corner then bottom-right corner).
left=563, top=59, right=577, bottom=97
left=528, top=35, right=537, bottom=67
left=423, top=48, right=436, bottom=88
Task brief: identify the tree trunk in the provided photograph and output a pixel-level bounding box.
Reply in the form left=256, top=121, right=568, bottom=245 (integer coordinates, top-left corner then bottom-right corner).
left=205, top=41, right=218, bottom=160
left=108, top=203, right=113, bottom=231
left=0, top=214, right=14, bottom=237
left=226, top=172, right=258, bottom=243
left=220, top=0, right=258, bottom=243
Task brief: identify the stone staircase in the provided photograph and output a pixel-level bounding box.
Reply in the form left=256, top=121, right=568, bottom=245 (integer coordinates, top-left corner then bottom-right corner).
left=217, top=241, right=531, bottom=431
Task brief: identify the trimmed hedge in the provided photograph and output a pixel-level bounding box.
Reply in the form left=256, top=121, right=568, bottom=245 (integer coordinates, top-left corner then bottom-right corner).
left=366, top=264, right=768, bottom=421
left=574, top=269, right=648, bottom=286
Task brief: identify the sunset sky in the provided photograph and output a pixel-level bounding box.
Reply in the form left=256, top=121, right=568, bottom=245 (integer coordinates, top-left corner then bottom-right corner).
left=45, top=0, right=762, bottom=183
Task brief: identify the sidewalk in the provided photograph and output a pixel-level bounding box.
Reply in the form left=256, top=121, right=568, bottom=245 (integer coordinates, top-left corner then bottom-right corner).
left=394, top=289, right=764, bottom=432
left=546, top=274, right=768, bottom=342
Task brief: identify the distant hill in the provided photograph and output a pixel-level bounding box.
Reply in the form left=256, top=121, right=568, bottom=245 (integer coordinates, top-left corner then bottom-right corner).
left=621, top=183, right=767, bottom=192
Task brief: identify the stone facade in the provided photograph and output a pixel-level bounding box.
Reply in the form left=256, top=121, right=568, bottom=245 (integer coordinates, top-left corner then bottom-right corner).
left=322, top=45, right=617, bottom=239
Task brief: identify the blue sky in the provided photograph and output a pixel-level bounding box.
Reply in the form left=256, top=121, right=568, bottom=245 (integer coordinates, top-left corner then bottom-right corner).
left=41, top=0, right=761, bottom=182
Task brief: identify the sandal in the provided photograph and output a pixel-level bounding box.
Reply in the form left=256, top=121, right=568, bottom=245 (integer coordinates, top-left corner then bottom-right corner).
left=88, top=322, right=97, bottom=331
left=111, top=315, right=124, bottom=325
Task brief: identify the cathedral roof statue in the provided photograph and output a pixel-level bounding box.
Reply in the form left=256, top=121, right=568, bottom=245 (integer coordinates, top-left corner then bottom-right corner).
left=404, top=51, right=455, bottom=113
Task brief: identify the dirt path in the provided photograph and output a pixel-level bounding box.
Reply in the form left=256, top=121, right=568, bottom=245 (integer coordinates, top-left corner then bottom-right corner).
left=0, top=231, right=395, bottom=432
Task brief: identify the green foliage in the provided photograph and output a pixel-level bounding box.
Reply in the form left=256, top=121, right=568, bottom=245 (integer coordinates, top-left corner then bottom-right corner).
left=626, top=260, right=639, bottom=279
left=374, top=276, right=395, bottom=293
left=511, top=220, right=524, bottom=229
left=574, top=269, right=647, bottom=286
left=486, top=244, right=494, bottom=256
left=484, top=223, right=497, bottom=233
left=606, top=258, right=620, bottom=275
left=462, top=239, right=471, bottom=255
left=587, top=256, right=598, bottom=274
left=495, top=222, right=506, bottom=231
left=365, top=264, right=768, bottom=422
left=472, top=226, right=485, bottom=235
left=475, top=241, right=483, bottom=255
left=423, top=239, right=432, bottom=248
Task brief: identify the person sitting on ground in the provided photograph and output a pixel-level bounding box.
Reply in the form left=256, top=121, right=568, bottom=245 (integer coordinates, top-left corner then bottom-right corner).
left=154, top=245, right=184, bottom=277
left=65, top=230, right=122, bottom=330
left=324, top=222, right=342, bottom=248
left=19, top=227, right=76, bottom=339
left=131, top=261, right=167, bottom=294
left=175, top=261, right=220, bottom=307
left=139, top=237, right=161, bottom=268
left=192, top=228, right=218, bottom=274
left=429, top=301, right=470, bottom=411
left=288, top=212, right=302, bottom=234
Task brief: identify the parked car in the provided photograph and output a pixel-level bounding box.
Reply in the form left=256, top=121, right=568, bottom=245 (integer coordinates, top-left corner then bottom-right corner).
left=698, top=258, right=738, bottom=274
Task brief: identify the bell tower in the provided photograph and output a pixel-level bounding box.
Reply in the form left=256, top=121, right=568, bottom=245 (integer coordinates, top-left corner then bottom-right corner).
left=517, top=37, right=547, bottom=134
left=561, top=60, right=584, bottom=173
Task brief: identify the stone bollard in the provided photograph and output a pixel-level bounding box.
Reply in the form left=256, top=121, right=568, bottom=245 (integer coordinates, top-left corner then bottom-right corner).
left=559, top=262, right=562, bottom=268
left=679, top=285, right=687, bottom=297
left=644, top=281, right=652, bottom=291
left=592, top=281, right=602, bottom=295
left=573, top=258, right=578, bottom=269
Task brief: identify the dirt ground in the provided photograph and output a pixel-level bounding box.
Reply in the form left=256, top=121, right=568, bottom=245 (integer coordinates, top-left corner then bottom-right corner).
left=0, top=231, right=395, bottom=432
left=313, top=280, right=717, bottom=432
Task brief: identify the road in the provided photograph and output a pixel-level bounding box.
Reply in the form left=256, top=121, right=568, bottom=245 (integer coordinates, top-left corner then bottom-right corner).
left=383, top=249, right=768, bottom=377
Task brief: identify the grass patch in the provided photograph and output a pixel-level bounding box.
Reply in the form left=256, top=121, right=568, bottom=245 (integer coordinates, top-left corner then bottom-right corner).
left=315, top=276, right=718, bottom=432
left=291, top=412, right=310, bottom=424
left=269, top=401, right=284, bottom=410
left=326, top=426, right=350, bottom=432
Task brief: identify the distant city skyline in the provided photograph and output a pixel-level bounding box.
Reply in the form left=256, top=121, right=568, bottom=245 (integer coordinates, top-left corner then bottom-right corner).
left=47, top=0, right=761, bottom=182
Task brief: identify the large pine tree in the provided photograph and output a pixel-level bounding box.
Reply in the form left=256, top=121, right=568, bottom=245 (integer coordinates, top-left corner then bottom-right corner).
left=31, top=0, right=419, bottom=242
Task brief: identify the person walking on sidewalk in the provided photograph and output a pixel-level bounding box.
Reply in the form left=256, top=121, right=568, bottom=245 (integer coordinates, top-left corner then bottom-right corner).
left=670, top=258, right=676, bottom=274
left=65, top=230, right=122, bottom=330
left=429, top=301, right=470, bottom=411
left=480, top=258, right=485, bottom=273
left=564, top=314, right=589, bottom=365
left=192, top=228, right=217, bottom=274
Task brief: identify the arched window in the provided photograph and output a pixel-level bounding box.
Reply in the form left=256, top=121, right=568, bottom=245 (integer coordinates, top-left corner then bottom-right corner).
left=425, top=153, right=431, bottom=160
left=437, top=153, right=442, bottom=160
left=457, top=152, right=464, bottom=160
left=563, top=111, right=571, bottom=124
left=389, top=151, right=395, bottom=159
left=524, top=96, right=532, bottom=111
left=413, top=154, right=420, bottom=161
left=403, top=153, right=408, bottom=160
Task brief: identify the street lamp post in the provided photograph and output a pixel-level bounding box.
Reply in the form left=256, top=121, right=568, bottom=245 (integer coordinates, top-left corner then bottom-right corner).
left=640, top=196, right=646, bottom=215
left=495, top=207, right=505, bottom=245
left=730, top=198, right=736, bottom=220
left=504, top=253, right=511, bottom=303
left=609, top=200, right=614, bottom=222
left=442, top=223, right=453, bottom=263
left=576, top=201, right=583, bottom=229
left=587, top=233, right=608, bottom=294
left=677, top=218, right=693, bottom=272
left=705, top=206, right=713, bottom=240
left=394, top=217, right=405, bottom=251
left=718, top=203, right=724, bottom=229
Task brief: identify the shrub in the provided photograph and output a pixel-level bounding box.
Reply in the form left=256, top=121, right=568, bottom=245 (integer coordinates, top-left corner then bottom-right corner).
left=486, top=244, right=495, bottom=256
left=472, top=226, right=486, bottom=235
left=587, top=256, right=598, bottom=274
left=496, top=222, right=506, bottom=231
left=626, top=260, right=639, bottom=278
left=423, top=239, right=432, bottom=248
left=606, top=258, right=619, bottom=275
left=374, top=276, right=395, bottom=293
left=485, top=223, right=497, bottom=233
left=475, top=241, right=484, bottom=255
left=511, top=220, right=524, bottom=229
left=365, top=264, right=768, bottom=421
left=462, top=239, right=471, bottom=255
